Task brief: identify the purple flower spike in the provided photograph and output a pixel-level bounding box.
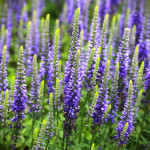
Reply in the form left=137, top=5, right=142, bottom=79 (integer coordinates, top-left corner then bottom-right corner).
left=115, top=80, right=134, bottom=146
left=11, top=46, right=27, bottom=141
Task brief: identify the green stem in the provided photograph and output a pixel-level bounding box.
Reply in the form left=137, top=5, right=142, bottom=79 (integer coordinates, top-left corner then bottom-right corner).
left=46, top=139, right=50, bottom=150
left=53, top=137, right=57, bottom=150
left=136, top=115, right=144, bottom=149
left=19, top=127, right=33, bottom=149
left=77, top=92, right=90, bottom=118
left=136, top=105, right=147, bottom=149
left=65, top=137, right=69, bottom=150
left=14, top=119, right=19, bottom=148
left=78, top=114, right=84, bottom=143
left=3, top=118, right=6, bottom=149
left=62, top=127, right=65, bottom=150
left=101, top=125, right=109, bottom=149
left=57, top=108, right=59, bottom=127
left=31, top=114, right=35, bottom=148
left=90, top=128, right=97, bottom=149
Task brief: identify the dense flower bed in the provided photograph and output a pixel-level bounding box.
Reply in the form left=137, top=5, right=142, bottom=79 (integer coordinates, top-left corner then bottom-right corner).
left=0, top=0, right=150, bottom=149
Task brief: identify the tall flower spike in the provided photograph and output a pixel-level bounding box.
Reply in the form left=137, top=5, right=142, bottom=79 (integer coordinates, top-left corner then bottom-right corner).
left=135, top=61, right=144, bottom=94
left=91, top=57, right=100, bottom=88
left=116, top=28, right=130, bottom=101
left=45, top=93, right=54, bottom=140
left=64, top=49, right=81, bottom=137
left=39, top=18, right=45, bottom=54
left=131, top=25, right=136, bottom=51
left=34, top=119, right=46, bottom=150
left=92, top=59, right=110, bottom=126
left=0, top=25, right=6, bottom=58
left=55, top=78, right=60, bottom=109
left=32, top=10, right=40, bottom=56
left=115, top=80, right=134, bottom=146
left=3, top=90, right=9, bottom=120
left=109, top=62, right=119, bottom=123
left=0, top=45, right=8, bottom=92
left=0, top=90, right=4, bottom=121
left=88, top=5, right=99, bottom=55
left=25, top=21, right=32, bottom=76
left=134, top=89, right=143, bottom=120
left=89, top=91, right=98, bottom=117
left=29, top=55, right=40, bottom=112
left=99, top=14, right=109, bottom=56
left=130, top=45, right=139, bottom=82
left=97, top=14, right=109, bottom=85
left=108, top=16, right=116, bottom=48
left=84, top=47, right=98, bottom=90
left=47, top=28, right=60, bottom=94
left=53, top=28, right=60, bottom=75
left=11, top=46, right=27, bottom=141
left=64, top=8, right=80, bottom=85
left=38, top=80, right=44, bottom=111
left=32, top=128, right=38, bottom=149
left=39, top=14, right=50, bottom=81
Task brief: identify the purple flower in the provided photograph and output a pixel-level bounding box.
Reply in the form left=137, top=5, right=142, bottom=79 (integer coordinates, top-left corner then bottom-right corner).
left=97, top=14, right=109, bottom=85
left=0, top=45, right=8, bottom=92
left=39, top=14, right=51, bottom=81
left=63, top=50, right=81, bottom=137
left=130, top=0, right=143, bottom=42
left=98, top=0, right=110, bottom=25
left=24, top=21, right=32, bottom=76
left=66, top=0, right=75, bottom=23
left=64, top=8, right=80, bottom=85
left=116, top=28, right=130, bottom=102
left=115, top=80, right=134, bottom=145
left=31, top=10, right=40, bottom=56
left=47, top=28, right=60, bottom=94
left=45, top=93, right=54, bottom=140
left=11, top=46, right=27, bottom=138
left=92, top=59, right=110, bottom=126
left=109, top=62, right=119, bottom=123
left=138, top=17, right=149, bottom=67
left=6, top=5, right=13, bottom=61
left=28, top=55, right=40, bottom=112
